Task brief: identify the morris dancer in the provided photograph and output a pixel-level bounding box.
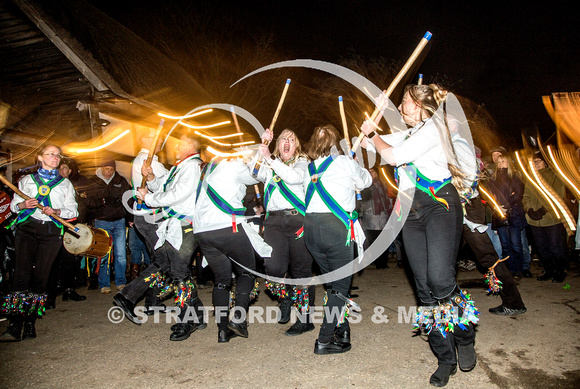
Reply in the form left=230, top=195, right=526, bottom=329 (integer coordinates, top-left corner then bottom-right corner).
left=253, top=128, right=315, bottom=336
left=194, top=154, right=271, bottom=343
left=361, top=84, right=478, bottom=387
left=1, top=145, right=78, bottom=341
left=114, top=133, right=205, bottom=342
left=303, top=125, right=372, bottom=355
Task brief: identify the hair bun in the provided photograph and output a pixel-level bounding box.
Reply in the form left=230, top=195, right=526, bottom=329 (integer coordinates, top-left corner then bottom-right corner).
left=429, top=84, right=448, bottom=105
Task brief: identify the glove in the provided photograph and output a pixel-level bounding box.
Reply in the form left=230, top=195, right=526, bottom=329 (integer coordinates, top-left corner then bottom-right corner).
left=527, top=207, right=547, bottom=220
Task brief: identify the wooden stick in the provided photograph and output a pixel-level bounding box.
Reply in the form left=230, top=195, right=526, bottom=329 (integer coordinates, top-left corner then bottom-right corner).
left=137, top=119, right=164, bottom=209
left=0, top=174, right=78, bottom=232
left=417, top=73, right=424, bottom=85
left=352, top=31, right=433, bottom=153
left=252, top=79, right=291, bottom=176
left=339, top=96, right=362, bottom=200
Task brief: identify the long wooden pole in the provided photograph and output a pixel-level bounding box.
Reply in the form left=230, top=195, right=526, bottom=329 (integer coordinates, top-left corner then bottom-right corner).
left=339, top=96, right=362, bottom=200
left=137, top=119, right=164, bottom=209
left=0, top=174, right=78, bottom=232
left=251, top=79, right=291, bottom=176
left=351, top=31, right=433, bottom=153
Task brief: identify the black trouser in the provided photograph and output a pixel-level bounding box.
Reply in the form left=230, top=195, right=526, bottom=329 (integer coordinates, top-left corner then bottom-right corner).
left=47, top=244, right=83, bottom=296
left=134, top=214, right=161, bottom=263
left=531, top=223, right=568, bottom=275
left=121, top=224, right=197, bottom=304
left=364, top=229, right=390, bottom=268
left=12, top=219, right=62, bottom=294
left=402, top=185, right=474, bottom=365
left=463, top=197, right=525, bottom=309
left=402, top=184, right=462, bottom=304
left=304, top=213, right=353, bottom=343
left=263, top=213, right=315, bottom=304
left=195, top=225, right=256, bottom=330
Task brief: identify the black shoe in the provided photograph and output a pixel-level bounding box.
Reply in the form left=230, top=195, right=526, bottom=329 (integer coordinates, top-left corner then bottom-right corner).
left=537, top=272, right=554, bottom=281
left=169, top=323, right=203, bottom=341
left=429, top=364, right=457, bottom=387
left=171, top=317, right=206, bottom=331
left=112, top=293, right=142, bottom=325
left=457, top=343, right=476, bottom=372
left=335, top=329, right=351, bottom=346
left=227, top=320, right=248, bottom=338
left=278, top=297, right=292, bottom=324
left=145, top=304, right=167, bottom=316
left=350, top=286, right=359, bottom=290
left=45, top=299, right=56, bottom=310
left=218, top=328, right=238, bottom=343
left=22, top=321, right=37, bottom=340
left=285, top=321, right=315, bottom=336
left=488, top=305, right=527, bottom=316
left=512, top=272, right=523, bottom=280
left=88, top=281, right=99, bottom=290
left=62, top=289, right=87, bottom=302
left=314, top=338, right=351, bottom=355
left=522, top=270, right=533, bottom=278
left=552, top=273, right=567, bottom=283
left=0, top=320, right=23, bottom=342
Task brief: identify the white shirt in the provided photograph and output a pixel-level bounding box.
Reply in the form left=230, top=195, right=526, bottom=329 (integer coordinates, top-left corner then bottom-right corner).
left=193, top=158, right=259, bottom=233
left=11, top=174, right=78, bottom=221
left=144, top=154, right=201, bottom=250
left=253, top=156, right=308, bottom=212
left=131, top=148, right=169, bottom=216
left=303, top=155, right=372, bottom=214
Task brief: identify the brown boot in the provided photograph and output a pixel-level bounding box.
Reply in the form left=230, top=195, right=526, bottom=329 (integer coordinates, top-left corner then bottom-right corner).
left=128, top=263, right=140, bottom=283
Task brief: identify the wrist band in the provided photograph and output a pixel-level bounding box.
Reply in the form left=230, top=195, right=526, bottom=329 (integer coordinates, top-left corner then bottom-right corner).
left=368, top=131, right=377, bottom=139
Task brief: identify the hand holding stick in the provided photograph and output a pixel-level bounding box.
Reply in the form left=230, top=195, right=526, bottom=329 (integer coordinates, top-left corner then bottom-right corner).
left=137, top=119, right=164, bottom=209
left=252, top=79, right=291, bottom=176
left=352, top=31, right=433, bottom=154
left=0, top=174, right=78, bottom=232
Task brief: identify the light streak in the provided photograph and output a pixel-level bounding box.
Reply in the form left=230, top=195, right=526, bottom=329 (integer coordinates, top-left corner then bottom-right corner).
left=380, top=168, right=412, bottom=202
left=478, top=185, right=505, bottom=219
left=74, top=130, right=130, bottom=153
left=206, top=145, right=253, bottom=158
left=514, top=151, right=560, bottom=218
left=232, top=141, right=255, bottom=146
left=546, top=146, right=580, bottom=199
left=158, top=109, right=213, bottom=120
left=194, top=131, right=245, bottom=140
left=179, top=120, right=231, bottom=130
left=364, top=112, right=383, bottom=132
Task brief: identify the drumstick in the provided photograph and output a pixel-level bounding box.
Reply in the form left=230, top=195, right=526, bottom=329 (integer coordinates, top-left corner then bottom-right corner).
left=339, top=96, right=362, bottom=200
left=352, top=31, right=433, bottom=153
left=251, top=79, right=291, bottom=176
left=137, top=119, right=164, bottom=209
left=0, top=174, right=79, bottom=232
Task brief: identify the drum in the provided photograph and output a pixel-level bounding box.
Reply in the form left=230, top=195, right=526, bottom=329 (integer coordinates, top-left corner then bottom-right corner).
left=63, top=224, right=111, bottom=258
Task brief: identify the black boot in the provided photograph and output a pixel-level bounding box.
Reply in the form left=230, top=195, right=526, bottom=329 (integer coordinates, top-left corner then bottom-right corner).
left=112, top=293, right=142, bottom=325
left=334, top=325, right=350, bottom=346
left=0, top=316, right=23, bottom=342
left=429, top=364, right=457, bottom=387
left=144, top=287, right=166, bottom=316
left=457, top=342, right=477, bottom=372
left=62, top=288, right=86, bottom=302
left=278, top=296, right=292, bottom=324
left=286, top=313, right=315, bottom=336
left=22, top=318, right=37, bottom=340
left=218, top=328, right=238, bottom=343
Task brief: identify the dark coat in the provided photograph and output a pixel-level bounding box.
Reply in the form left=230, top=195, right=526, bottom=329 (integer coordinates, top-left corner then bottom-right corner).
left=489, top=168, right=527, bottom=228
left=86, top=171, right=131, bottom=222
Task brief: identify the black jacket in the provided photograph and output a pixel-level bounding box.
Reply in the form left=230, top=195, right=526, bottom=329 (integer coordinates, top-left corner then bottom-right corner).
left=86, top=172, right=131, bottom=222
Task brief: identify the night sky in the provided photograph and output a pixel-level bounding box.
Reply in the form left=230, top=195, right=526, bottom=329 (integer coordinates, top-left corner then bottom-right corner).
left=87, top=0, right=579, bottom=151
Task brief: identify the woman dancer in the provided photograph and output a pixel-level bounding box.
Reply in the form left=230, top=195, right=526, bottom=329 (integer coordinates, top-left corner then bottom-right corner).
left=303, top=125, right=371, bottom=355
left=361, top=84, right=478, bottom=387
left=1, top=145, right=77, bottom=341
left=254, top=128, right=315, bottom=335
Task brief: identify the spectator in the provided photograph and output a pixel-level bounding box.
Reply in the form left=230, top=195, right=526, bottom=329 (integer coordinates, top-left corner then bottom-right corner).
left=86, top=159, right=131, bottom=294
left=522, top=151, right=568, bottom=282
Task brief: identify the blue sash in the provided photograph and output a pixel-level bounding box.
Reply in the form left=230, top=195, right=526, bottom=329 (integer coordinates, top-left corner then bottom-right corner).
left=264, top=171, right=306, bottom=215
left=16, top=173, right=65, bottom=227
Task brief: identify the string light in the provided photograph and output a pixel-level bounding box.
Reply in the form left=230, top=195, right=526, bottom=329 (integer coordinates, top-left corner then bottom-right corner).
left=74, top=129, right=130, bottom=153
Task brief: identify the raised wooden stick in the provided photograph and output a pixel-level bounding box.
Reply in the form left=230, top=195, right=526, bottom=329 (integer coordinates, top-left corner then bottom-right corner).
left=352, top=31, right=433, bottom=153
left=137, top=119, right=164, bottom=209
left=251, top=79, right=291, bottom=176
left=0, top=174, right=78, bottom=232
left=339, top=96, right=362, bottom=200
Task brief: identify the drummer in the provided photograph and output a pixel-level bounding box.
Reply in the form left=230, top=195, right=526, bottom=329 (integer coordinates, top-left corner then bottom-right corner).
left=1, top=145, right=78, bottom=342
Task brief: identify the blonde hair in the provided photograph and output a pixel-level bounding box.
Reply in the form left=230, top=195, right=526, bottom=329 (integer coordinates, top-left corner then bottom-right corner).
left=305, top=124, right=344, bottom=160
left=493, top=154, right=518, bottom=180
left=272, top=129, right=305, bottom=161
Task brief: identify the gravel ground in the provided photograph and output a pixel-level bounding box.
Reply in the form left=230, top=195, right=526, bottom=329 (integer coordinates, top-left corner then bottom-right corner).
left=1, top=260, right=579, bottom=389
